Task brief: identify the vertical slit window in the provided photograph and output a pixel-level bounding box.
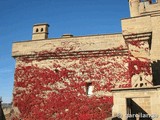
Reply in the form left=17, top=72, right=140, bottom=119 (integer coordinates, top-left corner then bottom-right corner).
left=36, top=28, right=39, bottom=32
left=86, top=82, right=93, bottom=96
left=41, top=28, right=44, bottom=32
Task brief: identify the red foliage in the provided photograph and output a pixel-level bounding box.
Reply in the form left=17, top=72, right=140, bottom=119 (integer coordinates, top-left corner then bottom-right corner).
left=12, top=43, right=151, bottom=120
left=128, top=40, right=145, bottom=49
left=127, top=40, right=149, bottom=53
left=13, top=65, right=113, bottom=120
left=128, top=58, right=151, bottom=77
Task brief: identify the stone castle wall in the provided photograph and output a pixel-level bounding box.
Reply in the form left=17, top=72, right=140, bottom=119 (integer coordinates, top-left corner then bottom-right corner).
left=12, top=34, right=130, bottom=119
left=11, top=0, right=160, bottom=119
left=112, top=86, right=160, bottom=120
left=12, top=33, right=126, bottom=57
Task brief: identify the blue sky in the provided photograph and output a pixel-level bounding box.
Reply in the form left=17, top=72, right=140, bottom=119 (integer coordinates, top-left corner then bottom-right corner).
left=0, top=0, right=130, bottom=103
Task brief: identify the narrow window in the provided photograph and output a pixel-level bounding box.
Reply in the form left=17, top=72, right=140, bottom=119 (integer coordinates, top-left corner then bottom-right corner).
left=41, top=28, right=44, bottom=32
left=36, top=28, right=39, bottom=32
left=126, top=98, right=132, bottom=114
left=86, top=82, right=93, bottom=96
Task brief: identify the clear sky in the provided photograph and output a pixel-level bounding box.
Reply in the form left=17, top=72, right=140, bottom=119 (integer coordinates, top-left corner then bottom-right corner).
left=0, top=0, right=130, bottom=103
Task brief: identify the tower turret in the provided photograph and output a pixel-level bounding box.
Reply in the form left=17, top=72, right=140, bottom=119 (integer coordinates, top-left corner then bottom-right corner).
left=157, top=0, right=160, bottom=3
left=129, top=0, right=140, bottom=17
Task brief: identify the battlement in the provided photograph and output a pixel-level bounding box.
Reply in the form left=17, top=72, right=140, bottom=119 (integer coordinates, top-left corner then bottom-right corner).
left=129, top=0, right=160, bottom=17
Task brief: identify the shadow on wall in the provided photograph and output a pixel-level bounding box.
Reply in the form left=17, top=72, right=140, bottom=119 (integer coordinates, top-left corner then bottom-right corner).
left=0, top=103, right=6, bottom=120
left=112, top=117, right=122, bottom=120
left=127, top=98, right=152, bottom=120
left=151, top=60, right=160, bottom=85
left=107, top=117, right=122, bottom=120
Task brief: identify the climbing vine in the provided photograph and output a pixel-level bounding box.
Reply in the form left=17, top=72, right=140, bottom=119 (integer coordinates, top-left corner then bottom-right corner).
left=12, top=43, right=152, bottom=120
left=127, top=40, right=149, bottom=53
left=128, top=57, right=151, bottom=77
left=12, top=65, right=113, bottom=120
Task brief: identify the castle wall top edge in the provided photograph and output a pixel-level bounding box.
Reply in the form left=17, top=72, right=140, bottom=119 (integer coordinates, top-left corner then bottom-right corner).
left=12, top=33, right=126, bottom=57
left=111, top=85, right=160, bottom=92
left=13, top=32, right=122, bottom=44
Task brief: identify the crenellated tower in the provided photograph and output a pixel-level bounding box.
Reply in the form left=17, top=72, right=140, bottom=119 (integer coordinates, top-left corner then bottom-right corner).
left=128, top=0, right=160, bottom=17
left=128, top=0, right=140, bottom=17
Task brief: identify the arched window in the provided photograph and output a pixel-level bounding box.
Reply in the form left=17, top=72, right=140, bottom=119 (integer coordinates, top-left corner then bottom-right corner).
left=36, top=28, right=39, bottom=32
left=41, top=28, right=44, bottom=32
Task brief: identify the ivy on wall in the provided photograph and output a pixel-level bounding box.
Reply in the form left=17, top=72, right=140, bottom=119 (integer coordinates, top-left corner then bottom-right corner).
left=12, top=42, right=152, bottom=120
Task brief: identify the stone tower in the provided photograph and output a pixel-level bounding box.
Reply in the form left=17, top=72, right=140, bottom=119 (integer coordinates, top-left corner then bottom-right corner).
left=32, top=23, right=49, bottom=40
left=128, top=0, right=140, bottom=17
left=128, top=0, right=158, bottom=17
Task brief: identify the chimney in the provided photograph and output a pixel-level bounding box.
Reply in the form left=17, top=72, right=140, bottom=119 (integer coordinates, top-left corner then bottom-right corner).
left=32, top=23, right=49, bottom=40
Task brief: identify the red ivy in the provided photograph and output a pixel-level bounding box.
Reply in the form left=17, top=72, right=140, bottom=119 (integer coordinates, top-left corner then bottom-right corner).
left=128, top=58, right=151, bottom=77
left=13, top=65, right=114, bottom=120
left=12, top=45, right=151, bottom=120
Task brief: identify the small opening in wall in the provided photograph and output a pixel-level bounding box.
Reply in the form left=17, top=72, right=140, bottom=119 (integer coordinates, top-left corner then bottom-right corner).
left=41, top=28, right=44, bottom=32
left=86, top=82, right=93, bottom=96
left=140, top=76, right=142, bottom=81
left=55, top=69, right=59, bottom=73
left=135, top=84, right=138, bottom=87
left=140, top=83, right=144, bottom=87
left=36, top=28, right=39, bottom=32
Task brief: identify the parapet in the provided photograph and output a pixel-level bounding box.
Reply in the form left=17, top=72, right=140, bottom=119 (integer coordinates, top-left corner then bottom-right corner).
left=129, top=0, right=160, bottom=17
left=12, top=33, right=127, bottom=58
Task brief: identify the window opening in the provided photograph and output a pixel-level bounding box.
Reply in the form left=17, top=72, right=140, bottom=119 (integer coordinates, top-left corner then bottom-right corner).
left=86, top=82, right=93, bottom=96
left=36, top=28, right=39, bottom=32
left=41, top=28, right=44, bottom=32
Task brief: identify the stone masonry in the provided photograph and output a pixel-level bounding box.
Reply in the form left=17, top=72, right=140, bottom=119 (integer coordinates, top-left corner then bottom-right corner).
left=112, top=86, right=160, bottom=120
left=12, top=0, right=160, bottom=119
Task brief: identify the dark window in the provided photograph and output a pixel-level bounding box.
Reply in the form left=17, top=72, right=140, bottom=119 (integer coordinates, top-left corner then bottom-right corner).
left=86, top=82, right=93, bottom=96
left=36, top=28, right=39, bottom=32
left=55, top=69, right=59, bottom=73
left=41, top=28, right=44, bottom=32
